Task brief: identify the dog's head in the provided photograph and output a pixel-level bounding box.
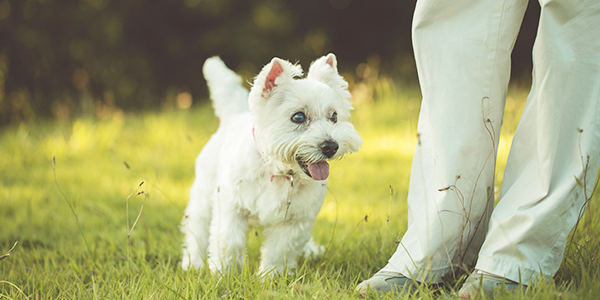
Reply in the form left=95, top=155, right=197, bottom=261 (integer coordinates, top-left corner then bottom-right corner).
left=248, top=54, right=362, bottom=181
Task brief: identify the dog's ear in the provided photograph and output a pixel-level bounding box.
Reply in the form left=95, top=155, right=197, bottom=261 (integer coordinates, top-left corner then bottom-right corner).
left=264, top=59, right=284, bottom=94
left=252, top=57, right=303, bottom=99
left=307, top=53, right=348, bottom=92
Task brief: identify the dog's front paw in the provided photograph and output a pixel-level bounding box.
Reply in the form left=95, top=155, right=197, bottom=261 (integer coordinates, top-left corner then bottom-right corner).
left=302, top=237, right=325, bottom=259
left=208, top=258, right=227, bottom=276
left=182, top=248, right=205, bottom=270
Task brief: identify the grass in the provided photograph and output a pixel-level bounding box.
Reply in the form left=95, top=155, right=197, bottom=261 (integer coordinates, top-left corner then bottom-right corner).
left=1, top=82, right=599, bottom=299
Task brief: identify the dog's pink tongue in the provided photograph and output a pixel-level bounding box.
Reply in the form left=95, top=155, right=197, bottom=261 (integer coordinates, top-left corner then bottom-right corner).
left=308, top=161, right=330, bottom=181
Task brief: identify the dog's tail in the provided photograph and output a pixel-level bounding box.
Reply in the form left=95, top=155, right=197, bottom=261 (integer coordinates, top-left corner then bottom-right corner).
left=203, top=56, right=249, bottom=120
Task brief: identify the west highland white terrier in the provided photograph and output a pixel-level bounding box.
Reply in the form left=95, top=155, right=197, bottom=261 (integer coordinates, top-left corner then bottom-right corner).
left=181, top=53, right=362, bottom=276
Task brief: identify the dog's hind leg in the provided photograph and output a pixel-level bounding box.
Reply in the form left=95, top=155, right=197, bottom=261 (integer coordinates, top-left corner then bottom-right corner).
left=181, top=180, right=214, bottom=270
left=206, top=189, right=248, bottom=275
left=181, top=151, right=218, bottom=270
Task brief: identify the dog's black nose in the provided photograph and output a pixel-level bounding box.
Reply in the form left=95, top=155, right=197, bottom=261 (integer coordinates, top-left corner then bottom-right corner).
left=320, top=140, right=339, bottom=158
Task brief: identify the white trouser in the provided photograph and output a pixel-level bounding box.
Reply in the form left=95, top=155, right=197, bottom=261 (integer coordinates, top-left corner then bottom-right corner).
left=386, top=0, right=600, bottom=285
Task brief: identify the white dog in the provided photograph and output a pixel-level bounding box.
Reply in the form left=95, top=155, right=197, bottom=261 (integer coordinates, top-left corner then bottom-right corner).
left=181, top=54, right=362, bottom=275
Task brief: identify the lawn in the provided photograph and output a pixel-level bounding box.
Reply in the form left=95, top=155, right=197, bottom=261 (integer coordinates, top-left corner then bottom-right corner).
left=1, top=82, right=599, bottom=299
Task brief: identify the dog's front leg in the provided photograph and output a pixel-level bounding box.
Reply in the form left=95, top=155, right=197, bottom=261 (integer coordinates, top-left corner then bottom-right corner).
left=258, top=220, right=313, bottom=276
left=206, top=198, right=248, bottom=275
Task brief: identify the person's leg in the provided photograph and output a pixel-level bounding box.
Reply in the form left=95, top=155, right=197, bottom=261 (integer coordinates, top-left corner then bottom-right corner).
left=472, top=0, right=600, bottom=288
left=358, top=0, right=528, bottom=293
left=387, top=0, right=529, bottom=281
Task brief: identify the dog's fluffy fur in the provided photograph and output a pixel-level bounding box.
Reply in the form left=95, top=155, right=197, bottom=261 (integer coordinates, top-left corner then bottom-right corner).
left=181, top=54, right=362, bottom=275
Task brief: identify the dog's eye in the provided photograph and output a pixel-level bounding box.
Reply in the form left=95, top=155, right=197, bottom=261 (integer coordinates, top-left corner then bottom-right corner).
left=330, top=112, right=338, bottom=123
left=291, top=112, right=306, bottom=124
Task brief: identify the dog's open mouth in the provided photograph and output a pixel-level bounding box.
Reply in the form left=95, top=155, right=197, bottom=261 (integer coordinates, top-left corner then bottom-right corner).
left=297, top=158, right=330, bottom=181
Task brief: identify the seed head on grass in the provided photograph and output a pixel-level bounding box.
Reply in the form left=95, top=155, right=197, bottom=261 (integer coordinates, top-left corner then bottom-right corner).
left=0, top=242, right=18, bottom=261
left=569, top=127, right=599, bottom=246
left=126, top=181, right=148, bottom=272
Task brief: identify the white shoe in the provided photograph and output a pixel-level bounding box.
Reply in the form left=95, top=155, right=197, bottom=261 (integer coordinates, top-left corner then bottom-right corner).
left=356, top=270, right=417, bottom=296
left=458, top=269, right=526, bottom=299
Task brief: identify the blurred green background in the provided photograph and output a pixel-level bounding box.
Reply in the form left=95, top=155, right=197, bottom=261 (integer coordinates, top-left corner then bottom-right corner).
left=4, top=2, right=600, bottom=298
left=0, top=0, right=540, bottom=126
